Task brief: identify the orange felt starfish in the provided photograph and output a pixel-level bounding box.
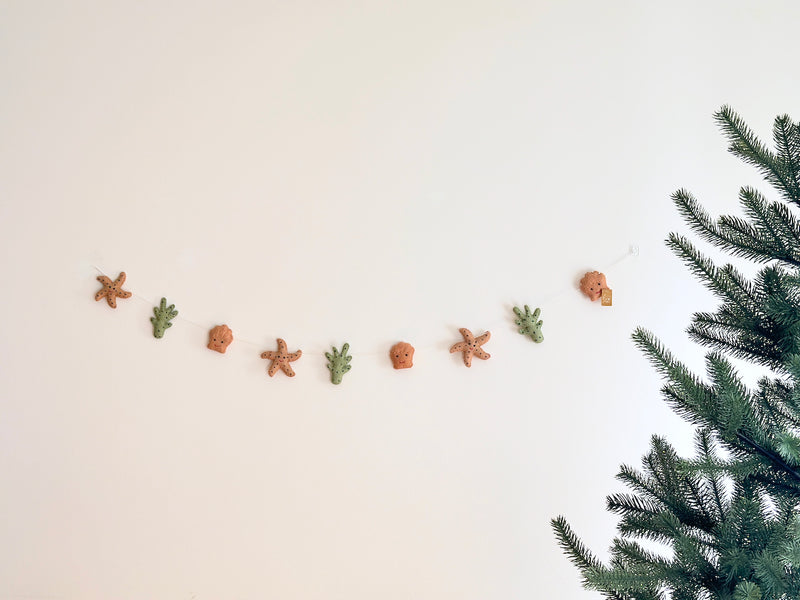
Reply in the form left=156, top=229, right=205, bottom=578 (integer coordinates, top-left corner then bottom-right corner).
left=449, top=328, right=491, bottom=367
left=94, top=271, right=132, bottom=308
left=260, top=338, right=302, bottom=377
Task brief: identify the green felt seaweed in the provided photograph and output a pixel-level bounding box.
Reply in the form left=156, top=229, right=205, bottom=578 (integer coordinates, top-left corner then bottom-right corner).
left=513, top=304, right=544, bottom=343
left=325, top=343, right=353, bottom=385
left=151, top=297, right=178, bottom=339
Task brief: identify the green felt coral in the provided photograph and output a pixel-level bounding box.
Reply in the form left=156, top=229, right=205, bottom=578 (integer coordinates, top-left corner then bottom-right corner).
left=325, top=343, right=353, bottom=385
left=151, top=297, right=178, bottom=339
left=513, top=304, right=543, bottom=343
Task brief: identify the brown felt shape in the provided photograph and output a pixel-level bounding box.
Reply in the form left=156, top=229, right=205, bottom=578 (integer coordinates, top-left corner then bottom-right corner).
left=94, top=271, right=132, bottom=308
left=260, top=338, right=302, bottom=377
left=579, top=271, right=610, bottom=301
left=208, top=324, right=234, bottom=353
left=449, top=328, right=491, bottom=367
left=390, top=342, right=415, bottom=369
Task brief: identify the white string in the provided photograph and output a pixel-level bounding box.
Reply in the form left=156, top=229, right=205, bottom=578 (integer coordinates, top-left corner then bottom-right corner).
left=92, top=244, right=639, bottom=357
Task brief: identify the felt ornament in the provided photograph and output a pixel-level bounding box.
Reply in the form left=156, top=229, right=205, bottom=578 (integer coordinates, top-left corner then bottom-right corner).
left=449, top=328, right=491, bottom=367
left=151, top=297, right=178, bottom=338
left=580, top=271, right=610, bottom=301
left=94, top=271, right=132, bottom=308
left=325, top=343, right=353, bottom=384
left=390, top=342, right=414, bottom=369
left=207, top=324, right=234, bottom=353
left=513, top=305, right=544, bottom=343
left=260, top=338, right=302, bottom=377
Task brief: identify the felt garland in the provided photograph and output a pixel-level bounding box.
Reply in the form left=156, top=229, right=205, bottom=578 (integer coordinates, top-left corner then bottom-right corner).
left=92, top=246, right=638, bottom=383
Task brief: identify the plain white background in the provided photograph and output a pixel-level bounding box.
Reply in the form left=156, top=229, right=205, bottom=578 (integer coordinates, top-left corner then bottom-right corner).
left=1, top=1, right=799, bottom=598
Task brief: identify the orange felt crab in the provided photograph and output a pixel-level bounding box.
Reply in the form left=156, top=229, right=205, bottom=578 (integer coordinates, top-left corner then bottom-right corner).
left=579, top=271, right=610, bottom=301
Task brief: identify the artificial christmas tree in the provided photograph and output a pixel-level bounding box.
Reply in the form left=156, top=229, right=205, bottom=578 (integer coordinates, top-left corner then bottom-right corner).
left=553, top=107, right=800, bottom=600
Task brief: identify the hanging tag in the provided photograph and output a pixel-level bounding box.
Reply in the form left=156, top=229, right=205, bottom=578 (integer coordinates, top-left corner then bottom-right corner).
left=601, top=288, right=613, bottom=306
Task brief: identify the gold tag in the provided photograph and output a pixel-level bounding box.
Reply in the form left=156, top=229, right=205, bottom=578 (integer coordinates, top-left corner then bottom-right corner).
left=601, top=288, right=612, bottom=306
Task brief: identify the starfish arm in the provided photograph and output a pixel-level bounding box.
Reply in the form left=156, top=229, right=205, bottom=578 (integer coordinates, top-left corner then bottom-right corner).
left=286, top=350, right=302, bottom=362
left=458, top=328, right=474, bottom=342
left=462, top=351, right=474, bottom=367
left=106, top=294, right=118, bottom=308
left=95, top=276, right=112, bottom=303
left=450, top=342, right=468, bottom=353
left=276, top=338, right=288, bottom=353
left=115, top=272, right=127, bottom=286
left=474, top=331, right=491, bottom=345
left=267, top=361, right=281, bottom=377
left=117, top=290, right=132, bottom=299
left=261, top=351, right=276, bottom=359
left=473, top=348, right=491, bottom=360
left=281, top=363, right=296, bottom=377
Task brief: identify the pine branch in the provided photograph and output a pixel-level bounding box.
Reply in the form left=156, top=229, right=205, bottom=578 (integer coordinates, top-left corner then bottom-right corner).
left=705, top=353, right=756, bottom=441
left=740, top=187, right=800, bottom=264
left=717, top=214, right=784, bottom=264
left=672, top=187, right=800, bottom=266
left=737, top=186, right=790, bottom=256
left=660, top=383, right=720, bottom=430
left=735, top=431, right=800, bottom=486
left=686, top=322, right=783, bottom=371
left=772, top=114, right=800, bottom=203
left=753, top=551, right=789, bottom=597
left=774, top=432, right=800, bottom=466
left=607, top=493, right=664, bottom=519
left=715, top=105, right=775, bottom=172
left=551, top=516, right=605, bottom=573
left=632, top=328, right=713, bottom=408
left=611, top=538, right=671, bottom=572
left=616, top=462, right=673, bottom=510
left=583, top=564, right=667, bottom=599
left=783, top=356, right=800, bottom=414
left=754, top=377, right=800, bottom=431
left=733, top=581, right=763, bottom=600
left=666, top=234, right=764, bottom=317
left=693, top=429, right=728, bottom=520
left=715, top=106, right=800, bottom=206
left=615, top=512, right=686, bottom=547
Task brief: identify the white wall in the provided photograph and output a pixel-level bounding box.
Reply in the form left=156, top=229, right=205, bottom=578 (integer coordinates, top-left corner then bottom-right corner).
left=1, top=1, right=798, bottom=598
